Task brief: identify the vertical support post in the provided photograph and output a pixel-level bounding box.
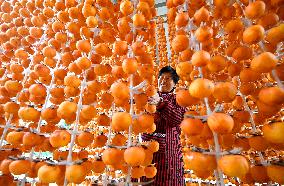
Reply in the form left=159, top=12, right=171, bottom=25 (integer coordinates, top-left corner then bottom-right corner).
left=63, top=71, right=87, bottom=186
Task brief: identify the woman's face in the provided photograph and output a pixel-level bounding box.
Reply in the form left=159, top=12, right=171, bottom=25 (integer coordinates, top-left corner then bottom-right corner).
left=158, top=72, right=175, bottom=93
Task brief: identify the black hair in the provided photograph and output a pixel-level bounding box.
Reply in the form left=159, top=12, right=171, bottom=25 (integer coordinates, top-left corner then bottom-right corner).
left=158, top=66, right=179, bottom=84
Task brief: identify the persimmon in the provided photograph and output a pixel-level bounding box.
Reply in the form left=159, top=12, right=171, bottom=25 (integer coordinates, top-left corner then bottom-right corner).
left=134, top=93, right=148, bottom=107
left=176, top=62, right=193, bottom=81
left=233, top=110, right=250, bottom=123
left=258, top=13, right=279, bottom=29
left=240, top=68, right=261, bottom=82
left=243, top=25, right=265, bottom=44
left=250, top=165, right=269, bottom=183
left=111, top=133, right=127, bottom=146
left=102, top=148, right=123, bottom=165
left=86, top=16, right=98, bottom=28
left=42, top=46, right=56, bottom=58
left=124, top=146, right=145, bottom=166
left=207, top=113, right=234, bottom=134
left=18, top=106, right=40, bottom=122
left=193, top=6, right=210, bottom=25
left=207, top=55, right=227, bottom=72
left=178, top=49, right=193, bottom=62
left=113, top=40, right=128, bottom=56
left=265, top=24, right=284, bottom=44
left=99, top=28, right=116, bottom=43
left=120, top=0, right=133, bottom=16
left=189, top=78, right=214, bottom=99
left=263, top=122, right=284, bottom=144
left=111, top=112, right=132, bottom=132
left=251, top=52, right=278, bottom=73
left=212, top=82, right=237, bottom=102
left=140, top=148, right=153, bottom=166
left=98, top=7, right=111, bottom=21
left=57, top=101, right=77, bottom=119
left=82, top=4, right=96, bottom=18
left=4, top=80, right=22, bottom=94
left=75, top=57, right=91, bottom=70
left=94, top=43, right=112, bottom=57
left=181, top=118, right=204, bottom=136
left=136, top=114, right=154, bottom=130
left=132, top=41, right=146, bottom=56
left=9, top=160, right=31, bottom=175
left=65, top=164, right=86, bottom=184
left=245, top=1, right=266, bottom=19
left=266, top=165, right=284, bottom=184
left=232, top=46, right=253, bottom=61
left=78, top=150, right=88, bottom=160
left=6, top=131, right=24, bottom=145
left=110, top=81, right=130, bottom=100
left=0, top=159, right=12, bottom=174
left=258, top=87, right=284, bottom=106
left=131, top=166, right=144, bottom=178
left=147, top=140, right=159, bottom=153
left=96, top=114, right=110, bottom=126
left=93, top=134, right=108, bottom=148
left=122, top=58, right=138, bottom=74
left=257, top=100, right=281, bottom=118
left=50, top=87, right=64, bottom=98
left=68, top=63, right=82, bottom=75
left=195, top=26, right=213, bottom=43
left=133, top=13, right=146, bottom=27
left=117, top=17, right=131, bottom=34
left=191, top=50, right=210, bottom=67
left=198, top=123, right=213, bottom=140
left=218, top=155, right=249, bottom=179
left=225, top=19, right=244, bottom=35
left=22, top=132, right=42, bottom=147
left=184, top=151, right=216, bottom=172
left=0, top=174, right=13, bottom=185
left=220, top=133, right=235, bottom=150
left=171, top=35, right=189, bottom=53
left=76, top=131, right=94, bottom=147
left=49, top=130, right=71, bottom=148
left=175, top=89, right=198, bottom=107
left=248, top=136, right=269, bottom=151
left=80, top=105, right=96, bottom=120
left=38, top=165, right=61, bottom=183
left=10, top=64, right=24, bottom=74
left=144, top=165, right=157, bottom=178
left=28, top=83, right=47, bottom=97
left=175, top=12, right=189, bottom=28
left=76, top=40, right=91, bottom=53
left=112, top=65, right=126, bottom=79
left=92, top=159, right=106, bottom=173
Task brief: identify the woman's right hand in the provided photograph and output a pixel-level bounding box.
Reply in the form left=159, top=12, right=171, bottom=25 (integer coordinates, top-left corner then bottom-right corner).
left=148, top=92, right=161, bottom=105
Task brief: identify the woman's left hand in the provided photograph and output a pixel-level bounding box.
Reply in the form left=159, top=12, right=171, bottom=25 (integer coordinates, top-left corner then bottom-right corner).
left=148, top=92, right=161, bottom=105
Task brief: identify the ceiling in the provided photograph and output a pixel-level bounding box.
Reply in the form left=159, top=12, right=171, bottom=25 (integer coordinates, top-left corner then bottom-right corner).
left=155, top=0, right=167, bottom=19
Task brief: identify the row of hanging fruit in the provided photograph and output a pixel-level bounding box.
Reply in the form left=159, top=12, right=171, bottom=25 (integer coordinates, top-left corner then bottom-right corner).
left=162, top=0, right=284, bottom=184
left=0, top=0, right=163, bottom=185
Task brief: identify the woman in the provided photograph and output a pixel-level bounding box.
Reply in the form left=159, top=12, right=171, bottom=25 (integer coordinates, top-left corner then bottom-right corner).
left=142, top=66, right=187, bottom=186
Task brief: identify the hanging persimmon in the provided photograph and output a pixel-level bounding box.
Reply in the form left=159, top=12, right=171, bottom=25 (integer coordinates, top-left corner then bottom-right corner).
left=111, top=112, right=132, bottom=132
left=124, top=146, right=146, bottom=166
left=207, top=113, right=234, bottom=134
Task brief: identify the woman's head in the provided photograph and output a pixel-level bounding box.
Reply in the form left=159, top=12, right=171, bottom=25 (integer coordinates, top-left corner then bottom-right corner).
left=158, top=66, right=179, bottom=93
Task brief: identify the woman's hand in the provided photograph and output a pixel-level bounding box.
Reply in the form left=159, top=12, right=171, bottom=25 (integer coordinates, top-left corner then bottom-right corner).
left=148, top=92, right=162, bottom=105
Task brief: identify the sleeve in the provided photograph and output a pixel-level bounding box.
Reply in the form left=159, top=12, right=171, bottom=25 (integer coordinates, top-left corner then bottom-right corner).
left=158, top=94, right=187, bottom=128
